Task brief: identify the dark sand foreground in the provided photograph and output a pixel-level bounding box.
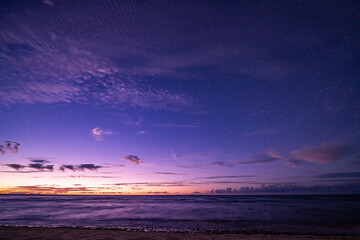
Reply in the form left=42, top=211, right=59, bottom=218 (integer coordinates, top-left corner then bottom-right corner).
left=0, top=227, right=359, bottom=240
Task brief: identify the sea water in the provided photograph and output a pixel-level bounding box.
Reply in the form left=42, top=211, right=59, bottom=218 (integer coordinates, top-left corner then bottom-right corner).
left=0, top=194, right=359, bottom=234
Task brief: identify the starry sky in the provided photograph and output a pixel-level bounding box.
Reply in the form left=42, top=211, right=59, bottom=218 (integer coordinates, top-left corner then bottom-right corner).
left=0, top=0, right=359, bottom=195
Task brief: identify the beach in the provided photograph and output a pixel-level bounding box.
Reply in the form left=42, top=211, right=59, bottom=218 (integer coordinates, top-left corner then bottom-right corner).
left=0, top=227, right=359, bottom=240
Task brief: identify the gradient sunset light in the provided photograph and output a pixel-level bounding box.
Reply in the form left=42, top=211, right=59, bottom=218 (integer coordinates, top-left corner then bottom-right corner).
left=0, top=0, right=359, bottom=195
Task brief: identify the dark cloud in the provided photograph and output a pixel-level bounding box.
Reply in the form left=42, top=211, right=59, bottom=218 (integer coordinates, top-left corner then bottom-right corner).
left=211, top=161, right=235, bottom=167
left=350, top=161, right=360, bottom=166
left=290, top=143, right=352, bottom=164
left=110, top=179, right=252, bottom=187
left=30, top=159, right=50, bottom=164
left=210, top=182, right=360, bottom=194
left=0, top=170, right=42, bottom=173
left=4, top=164, right=26, bottom=170
left=146, top=191, right=168, bottom=194
left=316, top=172, right=360, bottom=179
left=240, top=153, right=281, bottom=165
left=56, top=175, right=120, bottom=179
left=154, top=172, right=186, bottom=175
left=176, top=164, right=205, bottom=169
left=0, top=141, right=20, bottom=154
left=152, top=123, right=200, bottom=128
left=28, top=163, right=54, bottom=171
left=112, top=181, right=191, bottom=187
left=122, top=155, right=143, bottom=164
left=59, top=164, right=102, bottom=171
left=196, top=175, right=255, bottom=180
left=59, top=165, right=76, bottom=171
left=3, top=162, right=103, bottom=173
left=207, top=181, right=251, bottom=184
left=77, top=164, right=102, bottom=171
left=5, top=141, right=20, bottom=153
left=0, top=145, right=4, bottom=154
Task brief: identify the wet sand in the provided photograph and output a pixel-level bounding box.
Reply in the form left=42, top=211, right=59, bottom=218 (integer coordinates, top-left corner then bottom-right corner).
left=0, top=227, right=358, bottom=240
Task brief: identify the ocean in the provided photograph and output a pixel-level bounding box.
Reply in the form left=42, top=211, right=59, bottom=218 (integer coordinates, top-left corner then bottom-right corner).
left=0, top=194, right=359, bottom=235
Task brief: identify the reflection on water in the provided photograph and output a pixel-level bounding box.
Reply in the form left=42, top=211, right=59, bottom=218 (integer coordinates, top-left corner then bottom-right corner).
left=0, top=195, right=359, bottom=234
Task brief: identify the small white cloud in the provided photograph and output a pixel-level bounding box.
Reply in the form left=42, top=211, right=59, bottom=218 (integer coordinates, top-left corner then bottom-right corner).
left=91, top=127, right=112, bottom=141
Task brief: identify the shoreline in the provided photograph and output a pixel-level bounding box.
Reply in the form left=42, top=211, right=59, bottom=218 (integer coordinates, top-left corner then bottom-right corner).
left=1, top=224, right=359, bottom=235
left=0, top=226, right=359, bottom=240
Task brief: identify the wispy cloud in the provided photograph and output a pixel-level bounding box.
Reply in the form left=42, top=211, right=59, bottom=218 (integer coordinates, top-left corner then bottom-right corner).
left=194, top=175, right=255, bottom=180
left=122, top=155, right=143, bottom=164
left=290, top=143, right=352, bottom=164
left=240, top=142, right=353, bottom=167
left=171, top=151, right=182, bottom=160
left=1, top=0, right=356, bottom=113
left=247, top=110, right=270, bottom=118
left=316, top=172, right=360, bottom=179
left=0, top=27, right=196, bottom=112
left=42, top=0, right=54, bottom=6
left=284, top=159, right=303, bottom=168
left=136, top=130, right=149, bottom=135
left=242, top=129, right=276, bottom=137
left=240, top=153, right=281, bottom=165
left=152, top=123, right=200, bottom=128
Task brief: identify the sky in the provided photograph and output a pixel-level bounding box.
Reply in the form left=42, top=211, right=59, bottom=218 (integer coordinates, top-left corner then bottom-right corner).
left=0, top=0, right=359, bottom=195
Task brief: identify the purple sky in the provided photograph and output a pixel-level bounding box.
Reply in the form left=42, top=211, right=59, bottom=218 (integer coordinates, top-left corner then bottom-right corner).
left=0, top=0, right=359, bottom=194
